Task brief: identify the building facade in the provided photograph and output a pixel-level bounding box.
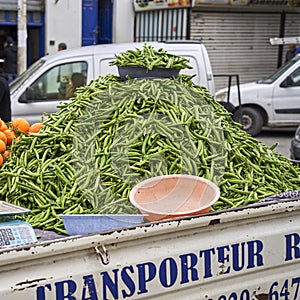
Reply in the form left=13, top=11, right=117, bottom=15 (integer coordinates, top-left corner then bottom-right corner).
left=190, top=0, right=300, bottom=90
left=0, top=0, right=300, bottom=92
left=133, top=0, right=300, bottom=90
left=0, top=0, right=44, bottom=66
left=0, top=0, right=134, bottom=66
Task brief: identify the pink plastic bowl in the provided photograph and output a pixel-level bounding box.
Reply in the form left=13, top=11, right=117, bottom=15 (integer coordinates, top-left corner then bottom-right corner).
left=129, top=174, right=220, bottom=222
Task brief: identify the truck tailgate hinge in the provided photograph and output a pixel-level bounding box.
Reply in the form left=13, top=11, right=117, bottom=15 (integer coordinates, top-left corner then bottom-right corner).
left=95, top=245, right=110, bottom=265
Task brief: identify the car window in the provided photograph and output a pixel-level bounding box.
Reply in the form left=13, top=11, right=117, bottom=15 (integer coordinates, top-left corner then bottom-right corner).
left=259, top=56, right=300, bottom=84
left=99, top=58, right=119, bottom=76
left=10, top=58, right=45, bottom=92
left=20, top=61, right=88, bottom=102
left=179, top=55, right=199, bottom=84
left=290, top=67, right=300, bottom=86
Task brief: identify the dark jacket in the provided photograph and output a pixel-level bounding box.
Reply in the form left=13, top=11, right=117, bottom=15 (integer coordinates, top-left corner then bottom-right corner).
left=0, top=73, right=12, bottom=122
left=285, top=49, right=296, bottom=63
left=3, top=44, right=18, bottom=75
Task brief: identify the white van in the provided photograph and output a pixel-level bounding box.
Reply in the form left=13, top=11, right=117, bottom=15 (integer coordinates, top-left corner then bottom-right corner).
left=215, top=55, right=300, bottom=136
left=10, top=41, right=215, bottom=124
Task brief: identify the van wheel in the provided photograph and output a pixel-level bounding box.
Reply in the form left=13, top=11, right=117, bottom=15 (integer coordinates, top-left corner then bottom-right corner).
left=233, top=107, right=263, bottom=136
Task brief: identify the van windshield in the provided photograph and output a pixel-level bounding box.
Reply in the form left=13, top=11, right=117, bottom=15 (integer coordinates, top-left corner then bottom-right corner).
left=258, top=56, right=300, bottom=84
left=10, top=59, right=46, bottom=93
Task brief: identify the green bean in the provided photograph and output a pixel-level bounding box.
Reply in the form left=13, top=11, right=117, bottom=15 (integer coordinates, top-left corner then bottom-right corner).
left=109, top=43, right=192, bottom=70
left=0, top=71, right=299, bottom=235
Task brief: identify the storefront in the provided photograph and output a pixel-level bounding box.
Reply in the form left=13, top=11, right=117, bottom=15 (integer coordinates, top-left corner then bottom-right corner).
left=191, top=1, right=300, bottom=90
left=0, top=0, right=44, bottom=67
left=133, top=0, right=192, bottom=41
left=132, top=0, right=300, bottom=91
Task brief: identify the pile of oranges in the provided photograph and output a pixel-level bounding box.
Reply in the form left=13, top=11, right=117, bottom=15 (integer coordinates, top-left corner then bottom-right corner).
left=0, top=118, right=44, bottom=167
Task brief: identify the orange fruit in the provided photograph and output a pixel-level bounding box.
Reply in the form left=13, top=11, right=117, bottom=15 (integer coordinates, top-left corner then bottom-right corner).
left=4, top=129, right=16, bottom=145
left=0, top=120, right=8, bottom=132
left=29, top=122, right=44, bottom=133
left=0, top=132, right=7, bottom=144
left=12, top=118, right=30, bottom=133
left=0, top=140, right=6, bottom=153
left=2, top=150, right=10, bottom=160
left=0, top=155, right=3, bottom=167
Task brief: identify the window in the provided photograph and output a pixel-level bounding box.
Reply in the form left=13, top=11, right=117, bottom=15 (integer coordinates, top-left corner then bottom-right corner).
left=99, top=58, right=118, bottom=76
left=290, top=67, right=300, bottom=86
left=260, top=56, right=300, bottom=84
left=23, top=61, right=88, bottom=102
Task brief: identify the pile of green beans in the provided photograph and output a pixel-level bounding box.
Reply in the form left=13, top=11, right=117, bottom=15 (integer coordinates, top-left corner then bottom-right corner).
left=109, top=43, right=192, bottom=70
left=0, top=75, right=123, bottom=234
left=0, top=73, right=299, bottom=235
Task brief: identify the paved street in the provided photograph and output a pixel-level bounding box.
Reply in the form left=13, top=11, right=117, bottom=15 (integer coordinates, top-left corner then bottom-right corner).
left=255, top=127, right=297, bottom=159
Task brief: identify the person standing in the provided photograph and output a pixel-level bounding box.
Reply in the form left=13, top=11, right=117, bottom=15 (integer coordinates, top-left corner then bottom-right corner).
left=285, top=44, right=297, bottom=62
left=2, top=37, right=18, bottom=83
left=0, top=69, right=12, bottom=122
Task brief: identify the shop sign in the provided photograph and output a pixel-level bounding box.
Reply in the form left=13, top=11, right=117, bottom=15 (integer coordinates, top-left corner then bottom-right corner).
left=133, top=0, right=192, bottom=12
left=195, top=0, right=230, bottom=4
left=195, top=0, right=294, bottom=5
left=195, top=0, right=250, bottom=5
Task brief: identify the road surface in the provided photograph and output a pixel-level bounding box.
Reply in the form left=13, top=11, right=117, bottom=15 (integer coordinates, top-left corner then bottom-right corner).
left=255, top=127, right=297, bottom=159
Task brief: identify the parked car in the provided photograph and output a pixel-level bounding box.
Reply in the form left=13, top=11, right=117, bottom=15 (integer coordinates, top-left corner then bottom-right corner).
left=290, top=125, right=300, bottom=161
left=215, top=55, right=300, bottom=136
left=9, top=41, right=215, bottom=124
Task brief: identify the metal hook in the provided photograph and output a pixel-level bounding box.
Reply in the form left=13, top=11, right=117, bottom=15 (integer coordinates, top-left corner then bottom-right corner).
left=95, top=245, right=110, bottom=265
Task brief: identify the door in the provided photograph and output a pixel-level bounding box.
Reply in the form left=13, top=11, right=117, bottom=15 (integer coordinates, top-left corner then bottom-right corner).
left=82, top=0, right=99, bottom=46
left=99, top=0, right=113, bottom=44
left=272, top=66, right=300, bottom=124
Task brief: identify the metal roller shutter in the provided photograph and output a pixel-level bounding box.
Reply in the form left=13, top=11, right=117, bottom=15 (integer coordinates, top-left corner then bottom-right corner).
left=284, top=13, right=300, bottom=37
left=191, top=11, right=282, bottom=91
